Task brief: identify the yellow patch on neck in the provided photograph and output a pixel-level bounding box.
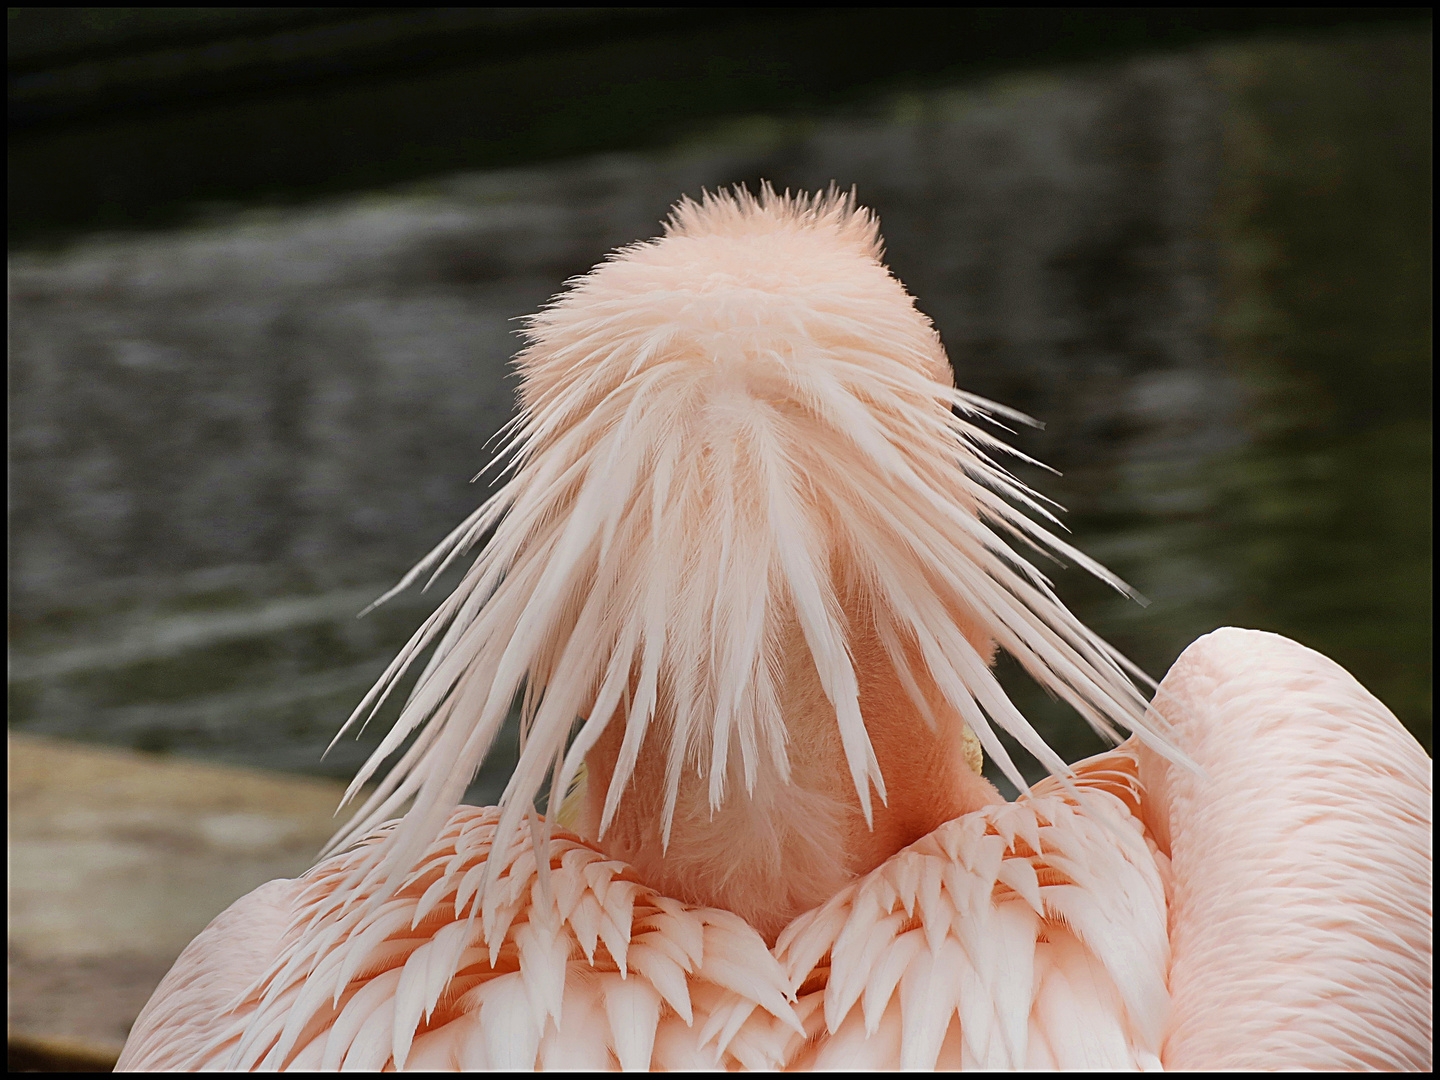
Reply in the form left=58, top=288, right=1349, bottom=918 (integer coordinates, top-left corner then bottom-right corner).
left=961, top=725, right=984, bottom=776
left=554, top=762, right=588, bottom=829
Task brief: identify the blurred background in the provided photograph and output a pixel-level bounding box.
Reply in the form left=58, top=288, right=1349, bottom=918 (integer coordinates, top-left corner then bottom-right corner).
left=6, top=7, right=1433, bottom=1061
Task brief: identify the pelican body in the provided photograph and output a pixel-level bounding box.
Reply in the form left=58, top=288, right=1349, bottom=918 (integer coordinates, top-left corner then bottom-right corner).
left=118, top=189, right=1432, bottom=1071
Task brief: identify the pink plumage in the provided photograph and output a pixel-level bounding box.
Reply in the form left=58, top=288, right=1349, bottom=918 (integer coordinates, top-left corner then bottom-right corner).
left=117, top=188, right=1432, bottom=1071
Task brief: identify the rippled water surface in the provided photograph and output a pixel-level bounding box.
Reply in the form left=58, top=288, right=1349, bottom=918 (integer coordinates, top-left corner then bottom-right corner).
left=9, top=28, right=1430, bottom=804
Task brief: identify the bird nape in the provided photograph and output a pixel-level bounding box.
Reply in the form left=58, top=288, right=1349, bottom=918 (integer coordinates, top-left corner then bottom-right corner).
left=117, top=185, right=1432, bottom=1072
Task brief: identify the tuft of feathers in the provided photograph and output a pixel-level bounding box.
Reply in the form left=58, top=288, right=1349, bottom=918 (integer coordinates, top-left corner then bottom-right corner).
left=322, top=185, right=1182, bottom=905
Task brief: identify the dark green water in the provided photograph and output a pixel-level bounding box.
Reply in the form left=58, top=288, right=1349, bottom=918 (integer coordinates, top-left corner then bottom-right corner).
left=989, top=31, right=1431, bottom=787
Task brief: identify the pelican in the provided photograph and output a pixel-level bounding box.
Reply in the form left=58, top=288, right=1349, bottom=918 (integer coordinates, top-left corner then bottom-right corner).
left=118, top=187, right=1432, bottom=1071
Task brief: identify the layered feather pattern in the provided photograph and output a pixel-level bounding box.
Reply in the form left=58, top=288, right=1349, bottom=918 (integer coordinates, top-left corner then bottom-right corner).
left=134, top=807, right=802, bottom=1070
left=120, top=748, right=1168, bottom=1070
left=772, top=742, right=1170, bottom=1070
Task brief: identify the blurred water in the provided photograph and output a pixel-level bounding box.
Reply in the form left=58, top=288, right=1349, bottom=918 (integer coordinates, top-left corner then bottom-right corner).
left=8, top=28, right=1430, bottom=807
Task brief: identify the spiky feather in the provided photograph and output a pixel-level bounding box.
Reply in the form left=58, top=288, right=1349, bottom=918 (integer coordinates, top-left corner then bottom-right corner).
left=322, top=185, right=1183, bottom=907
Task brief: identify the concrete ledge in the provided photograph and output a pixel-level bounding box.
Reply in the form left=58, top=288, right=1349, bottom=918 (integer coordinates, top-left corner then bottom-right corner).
left=7, top=1033, right=119, bottom=1073
left=7, top=733, right=365, bottom=1056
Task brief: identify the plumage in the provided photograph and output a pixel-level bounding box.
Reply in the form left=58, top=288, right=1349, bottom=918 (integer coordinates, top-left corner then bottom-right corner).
left=117, top=187, right=1431, bottom=1071
left=1139, top=628, right=1432, bottom=1070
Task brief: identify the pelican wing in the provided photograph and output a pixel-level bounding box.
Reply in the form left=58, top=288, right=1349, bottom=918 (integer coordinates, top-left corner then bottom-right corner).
left=1138, top=628, right=1433, bottom=1071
